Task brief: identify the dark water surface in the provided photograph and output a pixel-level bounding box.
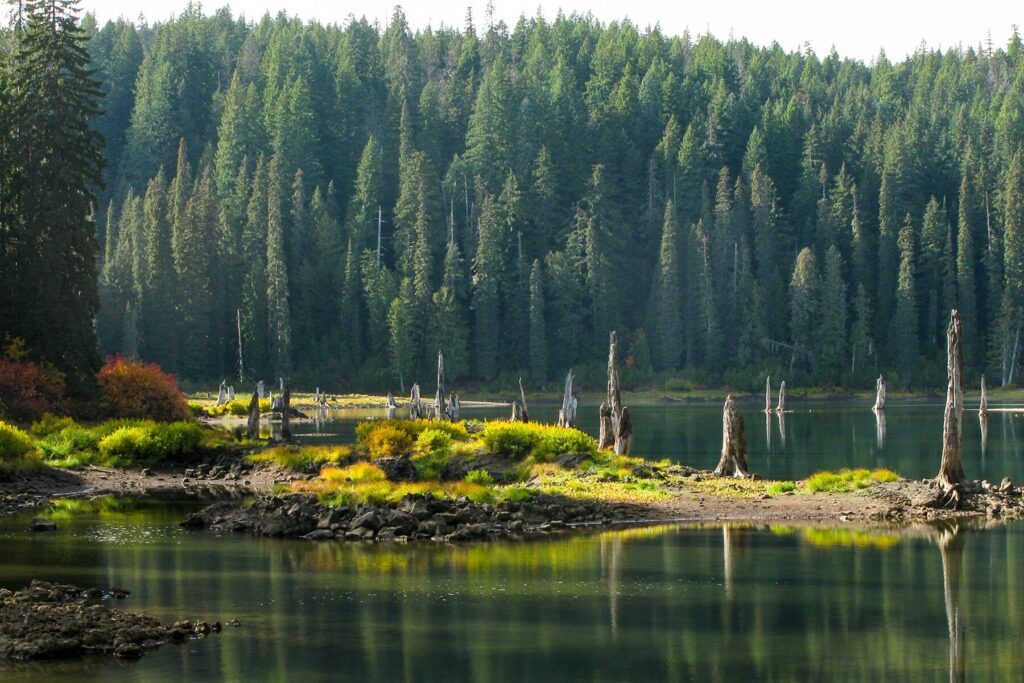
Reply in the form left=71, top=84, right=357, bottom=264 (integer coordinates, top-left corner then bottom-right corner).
left=1, top=499, right=1022, bottom=681
left=293, top=400, right=1024, bottom=482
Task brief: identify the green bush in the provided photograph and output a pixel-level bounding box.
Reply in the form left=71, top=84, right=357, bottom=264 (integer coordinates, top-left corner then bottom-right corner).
left=365, top=425, right=414, bottom=458
left=416, top=428, right=452, bottom=454
left=480, top=422, right=597, bottom=461
left=766, top=481, right=797, bottom=496
left=97, top=421, right=204, bottom=466
left=411, top=449, right=453, bottom=480
left=30, top=413, right=76, bottom=437
left=0, top=421, right=35, bottom=460
left=37, top=425, right=104, bottom=464
left=464, top=469, right=494, bottom=485
left=355, top=419, right=469, bottom=447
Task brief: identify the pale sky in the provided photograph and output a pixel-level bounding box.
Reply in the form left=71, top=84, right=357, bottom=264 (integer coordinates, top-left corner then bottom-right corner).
left=83, top=0, right=1021, bottom=63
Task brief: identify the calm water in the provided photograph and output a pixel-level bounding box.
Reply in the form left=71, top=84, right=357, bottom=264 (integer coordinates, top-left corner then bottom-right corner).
left=1, top=499, right=1022, bottom=681
left=292, top=400, right=1024, bottom=483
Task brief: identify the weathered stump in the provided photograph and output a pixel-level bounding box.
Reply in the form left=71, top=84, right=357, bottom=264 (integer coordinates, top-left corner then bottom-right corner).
left=256, top=380, right=267, bottom=399
left=714, top=395, right=749, bottom=477
left=227, top=386, right=235, bottom=401
left=557, top=370, right=577, bottom=428
left=873, top=375, right=886, bottom=412
left=281, top=386, right=292, bottom=442
left=246, top=391, right=260, bottom=440
left=448, top=393, right=460, bottom=422
left=979, top=375, right=988, bottom=419
left=215, top=382, right=228, bottom=407
left=604, top=331, right=631, bottom=454
left=936, top=310, right=966, bottom=508
left=510, top=401, right=525, bottom=422
left=614, top=407, right=633, bottom=456
left=518, top=377, right=530, bottom=423
left=776, top=381, right=786, bottom=413
left=598, top=402, right=613, bottom=449
left=386, top=391, right=397, bottom=420
left=409, top=384, right=424, bottom=420
left=434, top=352, right=448, bottom=421
left=765, top=376, right=772, bottom=414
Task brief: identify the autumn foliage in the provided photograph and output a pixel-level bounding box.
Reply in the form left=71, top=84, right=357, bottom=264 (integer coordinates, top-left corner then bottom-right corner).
left=0, top=358, right=66, bottom=423
left=96, top=356, right=191, bottom=422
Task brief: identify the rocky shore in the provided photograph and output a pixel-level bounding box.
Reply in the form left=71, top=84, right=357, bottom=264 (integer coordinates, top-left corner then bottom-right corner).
left=182, top=492, right=649, bottom=543
left=0, top=581, right=225, bottom=661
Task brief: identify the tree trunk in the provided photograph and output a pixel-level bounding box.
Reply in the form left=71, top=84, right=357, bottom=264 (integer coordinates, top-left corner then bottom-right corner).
left=434, top=352, right=447, bottom=420
left=281, top=386, right=292, bottom=441
left=257, top=380, right=266, bottom=399
left=409, top=384, right=424, bottom=420
left=873, top=375, right=886, bottom=412
left=979, top=375, right=988, bottom=419
left=936, top=309, right=966, bottom=507
left=714, top=395, right=749, bottom=477
left=605, top=331, right=631, bottom=454
left=510, top=401, right=525, bottom=422
left=386, top=391, right=397, bottom=420
left=557, top=370, right=577, bottom=428
left=598, top=402, right=613, bottom=449
left=246, top=390, right=260, bottom=440
left=448, top=392, right=460, bottom=421
left=518, top=377, right=530, bottom=423
left=215, top=381, right=227, bottom=407
left=614, top=407, right=633, bottom=456
left=227, top=386, right=235, bottom=401
left=775, top=381, right=786, bottom=413
left=765, top=376, right=772, bottom=413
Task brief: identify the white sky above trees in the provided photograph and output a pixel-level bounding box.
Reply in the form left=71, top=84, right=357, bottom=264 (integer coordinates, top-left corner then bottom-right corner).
left=83, top=0, right=1020, bottom=63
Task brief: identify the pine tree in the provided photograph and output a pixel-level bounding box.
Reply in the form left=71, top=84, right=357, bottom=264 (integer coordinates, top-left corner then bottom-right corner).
left=890, top=214, right=919, bottom=388
left=240, top=255, right=268, bottom=380
left=388, top=277, right=418, bottom=389
left=176, top=166, right=215, bottom=379
left=876, top=172, right=899, bottom=343
left=849, top=284, right=874, bottom=384
left=266, top=156, right=292, bottom=378
left=427, top=286, right=469, bottom=382
left=919, top=197, right=946, bottom=352
left=473, top=193, right=502, bottom=380
left=653, top=200, right=683, bottom=371
left=139, top=170, right=177, bottom=372
left=1, top=0, right=104, bottom=388
left=957, top=176, right=978, bottom=365
left=790, top=247, right=819, bottom=375
left=528, top=259, right=547, bottom=389
left=815, top=246, right=846, bottom=383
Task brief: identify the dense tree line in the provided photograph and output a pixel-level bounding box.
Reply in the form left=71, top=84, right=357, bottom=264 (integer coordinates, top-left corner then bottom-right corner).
left=81, top=5, right=1024, bottom=391
left=0, top=0, right=104, bottom=393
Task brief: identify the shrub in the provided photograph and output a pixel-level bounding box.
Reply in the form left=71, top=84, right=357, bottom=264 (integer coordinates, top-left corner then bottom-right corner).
left=411, top=449, right=454, bottom=480
left=249, top=445, right=351, bottom=470
left=96, top=421, right=204, bottom=466
left=30, top=413, right=76, bottom=437
left=37, top=425, right=104, bottom=465
left=365, top=425, right=414, bottom=458
left=480, top=422, right=598, bottom=461
left=464, top=469, right=493, bottom=485
left=416, top=428, right=452, bottom=454
left=355, top=419, right=469, bottom=446
left=0, top=358, right=65, bottom=422
left=205, top=398, right=253, bottom=417
left=0, top=421, right=35, bottom=460
left=806, top=468, right=901, bottom=493
left=321, top=462, right=387, bottom=483
left=97, top=356, right=191, bottom=422
left=766, top=481, right=797, bottom=496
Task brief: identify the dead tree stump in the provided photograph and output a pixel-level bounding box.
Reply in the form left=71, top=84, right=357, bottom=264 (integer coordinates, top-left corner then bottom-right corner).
left=246, top=391, right=260, bottom=440
left=873, top=375, right=886, bottom=412
left=227, top=386, right=235, bottom=401
left=434, top=352, right=448, bottom=421
left=979, top=375, right=988, bottom=419
left=281, top=386, right=292, bottom=441
left=257, top=380, right=267, bottom=399
left=510, top=401, right=525, bottom=422
left=714, top=395, right=749, bottom=477
left=216, top=382, right=227, bottom=407
left=598, top=402, right=613, bottom=449
left=936, top=310, right=966, bottom=508
left=518, top=377, right=530, bottom=423
left=409, top=384, right=424, bottom=420
left=448, top=393, right=460, bottom=421
left=776, top=381, right=786, bottom=413
left=603, top=331, right=631, bottom=454
left=557, top=370, right=577, bottom=428
left=614, top=407, right=633, bottom=456
left=765, top=376, right=772, bottom=413
left=386, top=391, right=397, bottom=419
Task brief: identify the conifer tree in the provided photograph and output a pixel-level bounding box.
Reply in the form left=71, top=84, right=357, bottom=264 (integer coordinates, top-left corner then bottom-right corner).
left=528, top=259, right=547, bottom=389
left=890, top=214, right=919, bottom=388
left=427, top=286, right=469, bottom=381
left=816, top=246, right=846, bottom=383
left=473, top=193, right=502, bottom=380
left=653, top=200, right=683, bottom=371
left=266, top=156, right=292, bottom=378
left=957, top=176, right=978, bottom=365
left=789, top=247, right=818, bottom=374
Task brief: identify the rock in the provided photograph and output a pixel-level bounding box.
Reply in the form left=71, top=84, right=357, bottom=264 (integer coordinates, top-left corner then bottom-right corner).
left=114, top=643, right=144, bottom=659
left=303, top=529, right=336, bottom=541
left=447, top=523, right=487, bottom=541
left=999, top=477, right=1014, bottom=494
left=30, top=518, right=56, bottom=532
left=317, top=509, right=345, bottom=529
left=141, top=468, right=154, bottom=477
left=350, top=510, right=383, bottom=531
left=375, top=455, right=417, bottom=481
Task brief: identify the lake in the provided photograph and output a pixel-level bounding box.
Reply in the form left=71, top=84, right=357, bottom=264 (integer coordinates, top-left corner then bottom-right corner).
left=291, top=400, right=1024, bottom=483
left=0, top=497, right=1019, bottom=681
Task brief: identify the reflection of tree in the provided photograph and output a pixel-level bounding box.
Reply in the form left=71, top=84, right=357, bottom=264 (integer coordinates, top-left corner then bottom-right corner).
left=875, top=409, right=886, bottom=449
left=600, top=534, right=624, bottom=633
left=776, top=411, right=786, bottom=446
left=979, top=415, right=988, bottom=461
left=937, top=523, right=966, bottom=683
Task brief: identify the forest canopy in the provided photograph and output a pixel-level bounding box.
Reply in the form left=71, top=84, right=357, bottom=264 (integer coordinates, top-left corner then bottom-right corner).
left=15, top=4, right=1024, bottom=392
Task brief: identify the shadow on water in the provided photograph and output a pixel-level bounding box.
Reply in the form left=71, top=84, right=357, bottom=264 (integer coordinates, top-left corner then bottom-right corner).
left=0, top=498, right=1019, bottom=681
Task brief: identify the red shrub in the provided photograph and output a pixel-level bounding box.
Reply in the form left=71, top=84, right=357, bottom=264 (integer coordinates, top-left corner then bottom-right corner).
left=0, top=359, right=66, bottom=423
left=97, top=356, right=191, bottom=422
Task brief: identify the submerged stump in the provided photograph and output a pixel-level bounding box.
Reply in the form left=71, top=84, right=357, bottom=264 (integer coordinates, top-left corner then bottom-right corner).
left=776, top=381, right=786, bottom=413
left=714, top=395, right=749, bottom=478
left=873, top=375, right=886, bottom=412
left=281, top=386, right=292, bottom=441
left=246, top=391, right=260, bottom=440
left=409, top=384, right=424, bottom=420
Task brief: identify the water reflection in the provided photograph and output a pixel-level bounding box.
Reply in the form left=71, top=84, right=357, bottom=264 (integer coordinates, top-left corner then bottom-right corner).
left=1, top=503, right=1020, bottom=682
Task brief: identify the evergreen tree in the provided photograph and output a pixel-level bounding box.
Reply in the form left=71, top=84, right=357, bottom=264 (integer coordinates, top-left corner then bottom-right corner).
left=815, top=246, right=846, bottom=383
left=528, top=259, right=547, bottom=389
left=890, top=215, right=919, bottom=388
left=473, top=193, right=502, bottom=381
left=653, top=200, right=683, bottom=371
left=957, top=176, right=978, bottom=365
left=427, top=286, right=469, bottom=382
left=266, top=156, right=292, bottom=378
left=388, top=277, right=418, bottom=389
left=789, top=247, right=819, bottom=375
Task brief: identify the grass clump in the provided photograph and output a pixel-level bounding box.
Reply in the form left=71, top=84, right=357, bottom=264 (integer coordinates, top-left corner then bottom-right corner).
left=0, top=421, right=41, bottom=475
left=766, top=481, right=797, bottom=496
left=365, top=425, right=414, bottom=458
left=29, top=413, right=76, bottom=437
left=464, top=469, right=493, bottom=485
left=96, top=422, right=204, bottom=466
left=248, top=444, right=352, bottom=470
left=479, top=422, right=597, bottom=461
left=806, top=468, right=902, bottom=493
left=321, top=462, right=387, bottom=483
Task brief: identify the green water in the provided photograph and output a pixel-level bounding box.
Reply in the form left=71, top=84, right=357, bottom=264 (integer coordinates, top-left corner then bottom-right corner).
left=1, top=498, right=1023, bottom=681
left=295, top=401, right=1024, bottom=482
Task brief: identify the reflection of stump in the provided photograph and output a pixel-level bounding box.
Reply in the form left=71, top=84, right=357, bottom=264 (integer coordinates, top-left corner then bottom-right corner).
left=939, top=526, right=966, bottom=683
left=715, top=395, right=749, bottom=477
left=936, top=310, right=966, bottom=508
left=281, top=387, right=292, bottom=441
left=875, top=409, right=887, bottom=449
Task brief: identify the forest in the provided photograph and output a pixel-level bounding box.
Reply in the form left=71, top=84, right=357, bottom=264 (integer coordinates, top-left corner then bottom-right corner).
left=5, top=2, right=1024, bottom=393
